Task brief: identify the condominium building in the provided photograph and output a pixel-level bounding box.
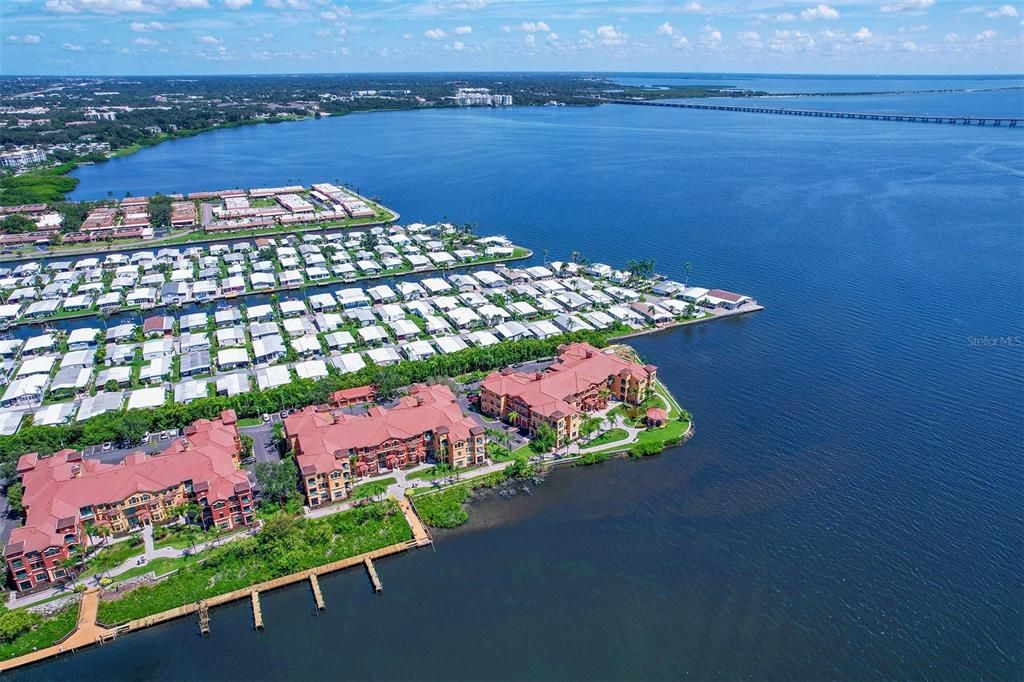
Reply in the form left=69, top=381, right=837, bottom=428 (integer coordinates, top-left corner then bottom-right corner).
left=285, top=384, right=486, bottom=508
left=479, top=343, right=657, bottom=447
left=3, top=410, right=253, bottom=593
left=0, top=148, right=47, bottom=169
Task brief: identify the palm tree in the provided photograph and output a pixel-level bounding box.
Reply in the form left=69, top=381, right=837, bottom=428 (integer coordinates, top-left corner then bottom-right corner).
left=684, top=261, right=693, bottom=288
left=507, top=410, right=519, bottom=430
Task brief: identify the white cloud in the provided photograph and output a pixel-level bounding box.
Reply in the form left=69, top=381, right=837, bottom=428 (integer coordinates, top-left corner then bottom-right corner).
left=401, top=33, right=413, bottom=39
left=6, top=34, right=43, bottom=44
left=681, top=1, right=702, bottom=13
left=452, top=25, right=472, bottom=34
left=900, top=40, right=919, bottom=50
left=985, top=5, right=1018, bottom=17
left=133, top=37, right=158, bottom=45
left=198, top=34, right=223, bottom=43
left=130, top=20, right=166, bottom=31
left=852, top=26, right=872, bottom=41
left=656, top=22, right=690, bottom=47
left=944, top=32, right=959, bottom=41
left=222, top=0, right=250, bottom=7
left=769, top=29, right=814, bottom=52
left=265, top=0, right=308, bottom=10
left=424, top=28, right=446, bottom=39
left=452, top=40, right=466, bottom=50
left=801, top=4, right=839, bottom=20
left=546, top=32, right=559, bottom=42
left=62, top=42, right=85, bottom=50
left=595, top=24, right=626, bottom=45
left=524, top=34, right=535, bottom=46
left=509, top=21, right=550, bottom=33
left=775, top=12, right=796, bottom=21
left=738, top=30, right=761, bottom=48
left=880, top=0, right=934, bottom=13
left=975, top=28, right=997, bottom=39
left=898, top=24, right=928, bottom=33
left=443, top=0, right=486, bottom=8
left=700, top=25, right=722, bottom=48
left=45, top=0, right=208, bottom=12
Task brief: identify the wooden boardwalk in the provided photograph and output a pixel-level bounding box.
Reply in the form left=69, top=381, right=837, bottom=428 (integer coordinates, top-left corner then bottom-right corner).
left=0, top=498, right=433, bottom=673
left=365, top=558, right=382, bottom=592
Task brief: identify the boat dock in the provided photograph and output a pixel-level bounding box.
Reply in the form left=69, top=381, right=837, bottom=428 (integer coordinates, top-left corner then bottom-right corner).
left=0, top=499, right=432, bottom=672
left=365, top=558, right=382, bottom=592
left=251, top=592, right=263, bottom=629
left=310, top=575, right=325, bottom=610
left=610, top=99, right=1024, bottom=127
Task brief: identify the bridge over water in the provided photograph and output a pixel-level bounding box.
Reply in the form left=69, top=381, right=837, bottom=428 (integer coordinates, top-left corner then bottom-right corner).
left=609, top=99, right=1022, bottom=127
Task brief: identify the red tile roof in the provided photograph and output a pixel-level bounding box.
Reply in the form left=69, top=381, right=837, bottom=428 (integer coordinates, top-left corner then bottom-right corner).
left=286, top=384, right=478, bottom=476
left=481, top=343, right=655, bottom=417
left=6, top=410, right=247, bottom=556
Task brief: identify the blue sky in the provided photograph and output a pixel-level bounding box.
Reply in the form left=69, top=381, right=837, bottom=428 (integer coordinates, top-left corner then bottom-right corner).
left=2, top=0, right=1022, bottom=75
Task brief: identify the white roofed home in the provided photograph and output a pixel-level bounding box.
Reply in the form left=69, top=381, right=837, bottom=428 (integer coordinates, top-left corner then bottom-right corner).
left=389, top=319, right=420, bottom=340
left=359, top=325, right=390, bottom=346
left=434, top=335, right=469, bottom=354
left=217, top=326, right=246, bottom=348
left=217, top=347, right=250, bottom=371
left=494, top=321, right=530, bottom=341
left=447, top=307, right=481, bottom=330
left=397, top=338, right=433, bottom=362
left=376, top=304, right=405, bottom=323
left=330, top=352, right=366, bottom=374
left=365, top=346, right=401, bottom=366
left=367, top=284, right=398, bottom=303
left=396, top=281, right=425, bottom=300
left=250, top=272, right=276, bottom=290
left=294, top=359, right=329, bottom=380
left=528, top=320, right=561, bottom=339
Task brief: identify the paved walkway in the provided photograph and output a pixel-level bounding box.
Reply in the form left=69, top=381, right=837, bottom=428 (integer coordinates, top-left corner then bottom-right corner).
left=0, top=589, right=115, bottom=671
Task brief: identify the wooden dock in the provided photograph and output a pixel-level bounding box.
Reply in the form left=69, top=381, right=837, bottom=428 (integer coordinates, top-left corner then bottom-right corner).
left=365, top=558, right=382, bottom=592
left=197, top=601, right=210, bottom=635
left=310, top=574, right=325, bottom=610
left=0, top=499, right=434, bottom=673
left=251, top=591, right=263, bottom=629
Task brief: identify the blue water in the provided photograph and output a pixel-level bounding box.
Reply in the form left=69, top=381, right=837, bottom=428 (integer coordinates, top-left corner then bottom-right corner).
left=24, top=77, right=1024, bottom=679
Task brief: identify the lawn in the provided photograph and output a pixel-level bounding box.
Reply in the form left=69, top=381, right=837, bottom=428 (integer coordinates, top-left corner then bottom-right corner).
left=350, top=477, right=396, bottom=500
left=583, top=428, right=629, bottom=449
left=153, top=526, right=219, bottom=551
left=97, top=501, right=411, bottom=625
left=84, top=539, right=145, bottom=574
left=0, top=605, right=78, bottom=660
left=237, top=417, right=263, bottom=427
left=113, top=555, right=191, bottom=583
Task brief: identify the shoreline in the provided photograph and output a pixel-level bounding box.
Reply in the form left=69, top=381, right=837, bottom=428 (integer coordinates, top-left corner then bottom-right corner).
left=0, top=499, right=432, bottom=673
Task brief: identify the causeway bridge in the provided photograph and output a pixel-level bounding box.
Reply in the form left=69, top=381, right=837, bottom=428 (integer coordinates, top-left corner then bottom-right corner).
left=609, top=99, right=1022, bottom=127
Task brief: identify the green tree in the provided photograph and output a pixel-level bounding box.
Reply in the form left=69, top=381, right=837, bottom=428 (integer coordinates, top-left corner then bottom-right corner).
left=0, top=609, right=39, bottom=643
left=530, top=423, right=557, bottom=454
left=505, top=455, right=534, bottom=480
left=580, top=416, right=602, bottom=441
left=6, top=481, right=23, bottom=515
left=254, top=458, right=300, bottom=507
left=116, top=410, right=151, bottom=445
left=0, top=214, right=37, bottom=234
